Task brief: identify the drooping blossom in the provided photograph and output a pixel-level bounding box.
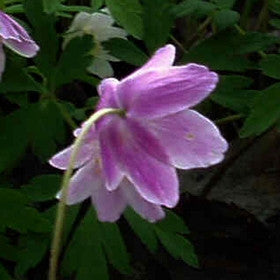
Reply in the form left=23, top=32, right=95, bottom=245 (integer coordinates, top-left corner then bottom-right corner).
left=49, top=44, right=228, bottom=222
left=64, top=10, right=127, bottom=78
left=0, top=11, right=39, bottom=79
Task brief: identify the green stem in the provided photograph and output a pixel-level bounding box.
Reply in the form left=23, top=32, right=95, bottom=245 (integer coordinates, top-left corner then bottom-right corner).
left=215, top=114, right=243, bottom=125
left=234, top=24, right=267, bottom=58
left=240, top=0, right=254, bottom=28
left=54, top=101, right=77, bottom=130
left=170, top=35, right=188, bottom=54
left=0, top=0, right=4, bottom=9
left=256, top=0, right=269, bottom=31
left=48, top=108, right=124, bottom=280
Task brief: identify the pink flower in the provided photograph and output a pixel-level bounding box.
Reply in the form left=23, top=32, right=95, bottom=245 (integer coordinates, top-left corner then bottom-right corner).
left=0, top=11, right=39, bottom=79
left=49, top=44, right=228, bottom=222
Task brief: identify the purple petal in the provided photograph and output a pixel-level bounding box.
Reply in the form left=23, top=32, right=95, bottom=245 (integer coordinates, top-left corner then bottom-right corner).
left=99, top=119, right=124, bottom=191
left=137, top=44, right=175, bottom=72
left=149, top=110, right=228, bottom=169
left=4, top=38, right=39, bottom=58
left=49, top=142, right=97, bottom=170
left=97, top=78, right=120, bottom=109
left=65, top=161, right=100, bottom=205
left=91, top=179, right=127, bottom=222
left=104, top=118, right=179, bottom=207
left=120, top=179, right=165, bottom=222
left=0, top=44, right=5, bottom=80
left=0, top=11, right=39, bottom=57
left=99, top=116, right=169, bottom=191
left=118, top=63, right=218, bottom=119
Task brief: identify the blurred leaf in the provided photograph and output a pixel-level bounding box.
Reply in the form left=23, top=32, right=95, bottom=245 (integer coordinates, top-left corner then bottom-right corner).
left=155, top=229, right=199, bottom=268
left=24, top=0, right=59, bottom=80
left=0, top=188, right=51, bottom=233
left=105, top=0, right=143, bottom=38
left=0, top=108, right=29, bottom=172
left=21, top=174, right=61, bottom=202
left=240, top=83, right=280, bottom=137
left=54, top=35, right=94, bottom=88
left=4, top=4, right=24, bottom=13
left=213, top=9, right=240, bottom=30
left=99, top=223, right=132, bottom=274
left=183, top=30, right=277, bottom=71
left=15, top=233, right=49, bottom=277
left=212, top=0, right=236, bottom=9
left=142, top=0, right=174, bottom=52
left=124, top=208, right=158, bottom=253
left=0, top=57, right=40, bottom=93
left=269, top=18, right=280, bottom=28
left=212, top=75, right=260, bottom=113
left=172, top=0, right=216, bottom=18
left=0, top=235, right=18, bottom=262
left=91, top=0, right=104, bottom=10
left=103, top=38, right=148, bottom=66
left=43, top=0, right=60, bottom=13
left=156, top=210, right=190, bottom=234
left=0, top=263, right=12, bottom=280
left=59, top=4, right=94, bottom=13
left=28, top=101, right=65, bottom=160
left=63, top=209, right=109, bottom=280
left=260, top=54, right=280, bottom=79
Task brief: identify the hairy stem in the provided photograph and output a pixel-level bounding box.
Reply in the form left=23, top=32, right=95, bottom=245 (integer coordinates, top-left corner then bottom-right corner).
left=48, top=108, right=124, bottom=280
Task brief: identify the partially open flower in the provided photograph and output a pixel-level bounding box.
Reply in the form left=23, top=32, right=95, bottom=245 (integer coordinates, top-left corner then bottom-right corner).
left=50, top=44, right=228, bottom=222
left=64, top=11, right=127, bottom=78
left=0, top=11, right=39, bottom=79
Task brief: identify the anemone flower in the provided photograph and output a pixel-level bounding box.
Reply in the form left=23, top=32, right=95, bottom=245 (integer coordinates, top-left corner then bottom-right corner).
left=0, top=11, right=39, bottom=79
left=50, top=44, right=228, bottom=222
left=64, top=11, right=127, bottom=78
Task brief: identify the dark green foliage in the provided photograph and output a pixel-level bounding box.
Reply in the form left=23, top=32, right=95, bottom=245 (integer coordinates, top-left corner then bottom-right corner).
left=105, top=0, right=143, bottom=39
left=1, top=0, right=280, bottom=279
left=142, top=0, right=174, bottom=52
left=103, top=38, right=148, bottom=66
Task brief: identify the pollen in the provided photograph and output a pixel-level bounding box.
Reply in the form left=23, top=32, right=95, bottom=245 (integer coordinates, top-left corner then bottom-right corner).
left=185, top=133, right=195, bottom=140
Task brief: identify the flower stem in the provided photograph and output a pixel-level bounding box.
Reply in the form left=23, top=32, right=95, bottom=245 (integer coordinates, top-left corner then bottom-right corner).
left=48, top=108, right=124, bottom=280
left=215, top=114, right=243, bottom=125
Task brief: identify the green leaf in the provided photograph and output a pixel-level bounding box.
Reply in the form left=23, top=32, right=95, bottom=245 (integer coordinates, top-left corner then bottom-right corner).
left=91, top=0, right=104, bottom=10
left=240, top=83, right=280, bottom=137
left=0, top=263, right=13, bottom=280
left=99, top=223, right=132, bottom=274
left=124, top=208, right=158, bottom=253
left=260, top=54, right=280, bottom=79
left=0, top=108, right=29, bottom=172
left=103, top=38, right=148, bottom=66
left=156, top=210, right=190, bottom=234
left=15, top=234, right=49, bottom=277
left=269, top=18, right=280, bottom=28
left=43, top=0, right=60, bottom=13
left=183, top=30, right=277, bottom=71
left=142, top=0, right=174, bottom=52
left=155, top=229, right=199, bottom=268
left=24, top=0, right=59, bottom=80
left=28, top=101, right=65, bottom=160
left=4, top=4, right=24, bottom=14
left=172, top=0, right=216, bottom=18
left=213, top=9, right=240, bottom=30
left=0, top=235, right=18, bottom=262
left=105, top=0, right=144, bottom=38
left=0, top=188, right=51, bottom=233
left=54, top=35, right=94, bottom=88
left=0, top=57, right=40, bottom=93
left=212, top=75, right=260, bottom=113
left=212, top=0, right=236, bottom=9
left=63, top=209, right=109, bottom=280
left=21, top=175, right=61, bottom=202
